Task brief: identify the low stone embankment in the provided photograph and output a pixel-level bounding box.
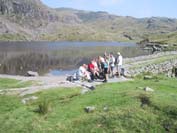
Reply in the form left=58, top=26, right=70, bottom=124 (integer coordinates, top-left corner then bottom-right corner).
left=124, top=51, right=177, bottom=77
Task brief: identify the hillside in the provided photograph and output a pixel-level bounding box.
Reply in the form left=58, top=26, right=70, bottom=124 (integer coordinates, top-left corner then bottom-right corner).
left=0, top=0, right=177, bottom=42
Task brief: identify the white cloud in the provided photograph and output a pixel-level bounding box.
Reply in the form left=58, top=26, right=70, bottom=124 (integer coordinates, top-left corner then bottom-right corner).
left=99, top=0, right=122, bottom=6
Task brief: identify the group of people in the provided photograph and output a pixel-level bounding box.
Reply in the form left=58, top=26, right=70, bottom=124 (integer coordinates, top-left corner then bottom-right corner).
left=72, top=52, right=123, bottom=83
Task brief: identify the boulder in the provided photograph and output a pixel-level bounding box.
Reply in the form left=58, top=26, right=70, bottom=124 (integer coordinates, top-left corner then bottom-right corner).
left=27, top=71, right=39, bottom=77
left=81, top=87, right=91, bottom=94
left=144, top=75, right=153, bottom=80
left=84, top=106, right=96, bottom=113
left=123, top=70, right=132, bottom=78
left=144, top=87, right=154, bottom=92
left=103, top=106, right=109, bottom=112
left=22, top=96, right=38, bottom=104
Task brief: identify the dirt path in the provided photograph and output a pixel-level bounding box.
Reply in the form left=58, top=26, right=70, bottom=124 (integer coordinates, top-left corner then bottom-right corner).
left=0, top=75, right=76, bottom=95
left=0, top=75, right=131, bottom=96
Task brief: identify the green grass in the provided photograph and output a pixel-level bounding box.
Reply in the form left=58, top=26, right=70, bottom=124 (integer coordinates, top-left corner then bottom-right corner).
left=0, top=75, right=177, bottom=132
left=0, top=78, right=34, bottom=90
left=0, top=34, right=27, bottom=41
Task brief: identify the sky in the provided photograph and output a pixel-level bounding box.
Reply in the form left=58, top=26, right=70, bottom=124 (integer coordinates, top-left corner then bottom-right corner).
left=41, top=0, right=177, bottom=18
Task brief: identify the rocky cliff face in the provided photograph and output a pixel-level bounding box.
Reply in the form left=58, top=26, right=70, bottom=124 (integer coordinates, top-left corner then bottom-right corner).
left=0, top=0, right=81, bottom=40
left=0, top=0, right=58, bottom=20
left=0, top=0, right=61, bottom=31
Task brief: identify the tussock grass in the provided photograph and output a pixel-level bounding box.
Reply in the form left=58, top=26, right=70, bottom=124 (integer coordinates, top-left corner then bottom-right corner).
left=35, top=99, right=51, bottom=115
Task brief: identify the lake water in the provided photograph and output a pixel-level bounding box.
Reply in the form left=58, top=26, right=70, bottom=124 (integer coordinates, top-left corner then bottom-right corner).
left=0, top=41, right=149, bottom=76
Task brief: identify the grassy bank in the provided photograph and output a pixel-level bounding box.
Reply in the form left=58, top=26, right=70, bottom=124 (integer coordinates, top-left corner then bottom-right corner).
left=149, top=31, right=177, bottom=45
left=0, top=74, right=177, bottom=132
left=0, top=78, right=35, bottom=90
left=0, top=34, right=27, bottom=41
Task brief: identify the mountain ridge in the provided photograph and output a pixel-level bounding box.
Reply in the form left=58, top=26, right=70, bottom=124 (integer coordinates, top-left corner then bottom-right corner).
left=0, top=0, right=177, bottom=43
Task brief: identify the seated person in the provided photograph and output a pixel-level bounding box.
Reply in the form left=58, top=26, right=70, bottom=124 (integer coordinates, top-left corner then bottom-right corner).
left=92, top=58, right=100, bottom=72
left=88, top=60, right=99, bottom=80
left=77, top=64, right=91, bottom=81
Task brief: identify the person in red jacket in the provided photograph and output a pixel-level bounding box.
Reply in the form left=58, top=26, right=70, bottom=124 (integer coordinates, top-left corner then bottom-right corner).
left=88, top=60, right=99, bottom=80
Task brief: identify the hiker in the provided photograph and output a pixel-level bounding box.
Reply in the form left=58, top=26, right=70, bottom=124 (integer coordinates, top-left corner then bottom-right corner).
left=92, top=58, right=99, bottom=72
left=88, top=60, right=99, bottom=80
left=103, top=55, right=110, bottom=82
left=88, top=61, right=95, bottom=80
left=115, top=52, right=123, bottom=77
left=98, top=56, right=105, bottom=73
left=78, top=64, right=92, bottom=82
left=109, top=53, right=115, bottom=78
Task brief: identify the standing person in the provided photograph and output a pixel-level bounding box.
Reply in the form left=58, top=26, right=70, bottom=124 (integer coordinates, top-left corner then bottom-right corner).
left=98, top=56, right=105, bottom=73
left=103, top=55, right=109, bottom=82
left=109, top=53, right=115, bottom=78
left=115, top=52, right=123, bottom=77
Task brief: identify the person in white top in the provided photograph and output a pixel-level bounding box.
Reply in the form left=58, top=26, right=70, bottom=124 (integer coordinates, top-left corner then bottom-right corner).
left=115, top=52, right=123, bottom=77
left=98, top=56, right=105, bottom=72
left=109, top=53, right=115, bottom=78
left=78, top=64, right=91, bottom=81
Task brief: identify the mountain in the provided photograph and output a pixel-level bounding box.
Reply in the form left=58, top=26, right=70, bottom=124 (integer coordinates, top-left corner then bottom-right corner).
left=0, top=0, right=177, bottom=43
left=0, top=0, right=82, bottom=40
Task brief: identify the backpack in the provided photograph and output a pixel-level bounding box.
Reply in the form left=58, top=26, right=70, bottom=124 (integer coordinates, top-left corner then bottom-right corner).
left=66, top=76, right=74, bottom=82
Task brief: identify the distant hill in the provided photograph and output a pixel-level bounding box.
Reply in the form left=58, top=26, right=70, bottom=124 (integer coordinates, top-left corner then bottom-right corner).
left=0, top=0, right=177, bottom=43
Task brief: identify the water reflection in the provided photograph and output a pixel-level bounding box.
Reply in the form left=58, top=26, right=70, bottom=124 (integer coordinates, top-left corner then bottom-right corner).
left=0, top=42, right=149, bottom=75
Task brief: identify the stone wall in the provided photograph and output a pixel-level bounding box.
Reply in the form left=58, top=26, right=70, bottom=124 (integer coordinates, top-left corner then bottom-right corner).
left=124, top=51, right=177, bottom=77
left=128, top=59, right=177, bottom=77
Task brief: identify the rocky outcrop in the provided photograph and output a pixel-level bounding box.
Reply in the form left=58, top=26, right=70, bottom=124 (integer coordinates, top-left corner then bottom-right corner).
left=123, top=34, right=133, bottom=40
left=27, top=71, right=39, bottom=77
left=0, top=0, right=58, bottom=21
